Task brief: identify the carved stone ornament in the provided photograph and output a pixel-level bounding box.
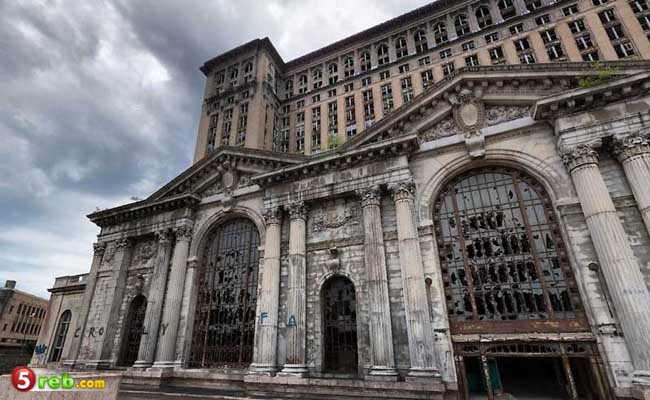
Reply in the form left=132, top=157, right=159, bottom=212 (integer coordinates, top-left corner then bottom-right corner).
left=93, top=242, right=107, bottom=256
left=289, top=201, right=309, bottom=221
left=485, top=105, right=532, bottom=126
left=420, top=117, right=457, bottom=141
left=561, top=144, right=600, bottom=172
left=388, top=180, right=416, bottom=202
left=451, top=88, right=486, bottom=132
left=201, top=159, right=245, bottom=197
left=464, top=130, right=486, bottom=159
left=263, top=206, right=282, bottom=226
left=612, top=134, right=650, bottom=163
left=156, top=230, right=171, bottom=244
left=174, top=226, right=193, bottom=242
left=133, top=274, right=145, bottom=294
left=312, top=205, right=360, bottom=232
left=133, top=240, right=156, bottom=264
left=356, top=185, right=382, bottom=208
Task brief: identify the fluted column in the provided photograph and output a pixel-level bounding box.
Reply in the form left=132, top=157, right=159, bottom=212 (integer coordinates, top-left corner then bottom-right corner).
left=357, top=186, right=398, bottom=378
left=133, top=230, right=173, bottom=369
left=152, top=226, right=192, bottom=369
left=613, top=134, right=650, bottom=239
left=562, top=144, right=650, bottom=384
left=62, top=242, right=106, bottom=368
left=250, top=207, right=283, bottom=375
left=389, top=181, right=438, bottom=379
left=280, top=201, right=309, bottom=376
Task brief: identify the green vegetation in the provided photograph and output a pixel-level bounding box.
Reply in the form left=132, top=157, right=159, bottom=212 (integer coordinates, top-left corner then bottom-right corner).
left=328, top=135, right=342, bottom=150
left=578, top=62, right=619, bottom=89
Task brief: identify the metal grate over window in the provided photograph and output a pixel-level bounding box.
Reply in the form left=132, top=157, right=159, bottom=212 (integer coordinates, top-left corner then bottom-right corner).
left=322, top=276, right=358, bottom=374
left=189, top=218, right=260, bottom=368
left=434, top=168, right=583, bottom=333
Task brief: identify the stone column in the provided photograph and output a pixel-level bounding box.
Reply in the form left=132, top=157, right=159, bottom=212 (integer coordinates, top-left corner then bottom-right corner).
left=489, top=0, right=504, bottom=24
left=357, top=186, right=398, bottom=378
left=613, top=134, right=650, bottom=239
left=280, top=202, right=309, bottom=376
left=562, top=144, right=650, bottom=384
left=133, top=230, right=173, bottom=369
left=389, top=181, right=438, bottom=379
left=152, top=226, right=192, bottom=369
left=250, top=207, right=283, bottom=375
left=62, top=242, right=106, bottom=368
left=446, top=14, right=458, bottom=41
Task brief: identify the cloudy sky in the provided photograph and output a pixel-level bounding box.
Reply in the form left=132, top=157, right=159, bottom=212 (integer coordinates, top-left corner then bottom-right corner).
left=0, top=0, right=433, bottom=298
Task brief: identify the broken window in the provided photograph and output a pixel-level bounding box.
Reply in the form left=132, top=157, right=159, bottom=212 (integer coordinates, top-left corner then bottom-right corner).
left=189, top=219, right=260, bottom=368
left=49, top=310, right=71, bottom=362
left=322, top=276, right=358, bottom=373
left=435, top=168, right=579, bottom=326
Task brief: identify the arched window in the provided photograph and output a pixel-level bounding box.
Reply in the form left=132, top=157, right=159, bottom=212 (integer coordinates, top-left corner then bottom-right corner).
left=434, top=168, right=583, bottom=334
left=377, top=44, right=389, bottom=65
left=414, top=30, right=428, bottom=53
left=189, top=218, right=260, bottom=368
left=498, top=0, right=517, bottom=19
left=476, top=6, right=493, bottom=28
left=395, top=37, right=408, bottom=59
left=455, top=14, right=471, bottom=37
left=118, top=295, right=147, bottom=366
left=433, top=22, right=448, bottom=45
left=328, top=63, right=338, bottom=85
left=312, top=68, right=323, bottom=89
left=49, top=310, right=71, bottom=362
left=322, top=276, right=358, bottom=373
left=360, top=52, right=371, bottom=72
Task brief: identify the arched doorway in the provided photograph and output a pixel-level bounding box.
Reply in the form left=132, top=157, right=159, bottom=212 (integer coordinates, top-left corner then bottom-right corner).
left=322, top=276, right=358, bottom=374
left=189, top=218, right=260, bottom=368
left=49, top=310, right=71, bottom=362
left=433, top=167, right=608, bottom=399
left=119, top=295, right=146, bottom=366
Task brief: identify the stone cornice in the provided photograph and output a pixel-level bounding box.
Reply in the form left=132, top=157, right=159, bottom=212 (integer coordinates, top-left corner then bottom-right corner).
left=87, top=193, right=201, bottom=228
left=533, top=71, right=650, bottom=120
left=252, top=133, right=420, bottom=188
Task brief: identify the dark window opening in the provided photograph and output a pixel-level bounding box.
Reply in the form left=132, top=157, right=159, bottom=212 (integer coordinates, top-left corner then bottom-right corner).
left=322, top=276, right=358, bottom=374
left=118, top=294, right=147, bottom=366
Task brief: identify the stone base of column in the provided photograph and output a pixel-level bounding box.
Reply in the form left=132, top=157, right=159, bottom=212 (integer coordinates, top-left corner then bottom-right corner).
left=633, top=370, right=650, bottom=386
left=82, top=360, right=113, bottom=370
left=61, top=359, right=77, bottom=369
left=248, top=363, right=278, bottom=376
left=405, top=367, right=441, bottom=382
left=366, top=366, right=399, bottom=381
left=150, top=361, right=175, bottom=372
left=278, top=364, right=309, bottom=377
left=131, top=360, right=153, bottom=369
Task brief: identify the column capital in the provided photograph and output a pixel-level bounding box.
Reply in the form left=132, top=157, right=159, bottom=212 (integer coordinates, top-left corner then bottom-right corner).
left=155, top=229, right=172, bottom=244
left=173, top=226, right=193, bottom=242
left=612, top=134, right=650, bottom=163
left=288, top=201, right=308, bottom=221
left=356, top=185, right=382, bottom=208
left=388, top=180, right=416, bottom=202
left=561, top=144, right=599, bottom=172
left=115, top=238, right=132, bottom=250
left=263, top=206, right=282, bottom=225
left=93, top=242, right=107, bottom=255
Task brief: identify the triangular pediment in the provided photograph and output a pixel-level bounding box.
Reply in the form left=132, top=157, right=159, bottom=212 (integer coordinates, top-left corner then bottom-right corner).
left=340, top=61, right=650, bottom=151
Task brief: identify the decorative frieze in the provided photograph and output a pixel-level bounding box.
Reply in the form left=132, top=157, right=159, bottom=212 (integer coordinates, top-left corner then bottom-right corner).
left=311, top=205, right=360, bottom=232
left=561, top=144, right=600, bottom=172
left=612, top=134, right=650, bottom=163
left=420, top=117, right=457, bottom=141
left=485, top=105, right=532, bottom=126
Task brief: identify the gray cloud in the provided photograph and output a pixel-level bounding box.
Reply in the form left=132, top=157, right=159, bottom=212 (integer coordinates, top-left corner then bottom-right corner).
left=0, top=0, right=432, bottom=298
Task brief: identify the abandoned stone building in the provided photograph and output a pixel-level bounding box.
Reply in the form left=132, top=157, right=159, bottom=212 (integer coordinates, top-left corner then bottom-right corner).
left=32, top=0, right=650, bottom=398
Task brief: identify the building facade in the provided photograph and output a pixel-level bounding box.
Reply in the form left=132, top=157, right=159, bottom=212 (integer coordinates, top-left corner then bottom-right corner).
left=0, top=280, right=48, bottom=373
left=35, top=0, right=650, bottom=399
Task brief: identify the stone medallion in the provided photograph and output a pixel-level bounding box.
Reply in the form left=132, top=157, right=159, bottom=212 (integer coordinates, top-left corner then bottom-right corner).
left=452, top=89, right=485, bottom=131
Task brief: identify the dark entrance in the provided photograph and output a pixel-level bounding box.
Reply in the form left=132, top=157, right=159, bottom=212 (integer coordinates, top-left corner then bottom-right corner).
left=189, top=218, right=260, bottom=368
left=455, top=342, right=610, bottom=400
left=322, top=276, right=358, bottom=374
left=119, top=295, right=146, bottom=366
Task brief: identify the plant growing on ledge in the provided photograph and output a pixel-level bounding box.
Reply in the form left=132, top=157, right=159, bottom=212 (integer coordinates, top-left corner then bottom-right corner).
left=578, top=62, right=619, bottom=89
left=328, top=134, right=342, bottom=150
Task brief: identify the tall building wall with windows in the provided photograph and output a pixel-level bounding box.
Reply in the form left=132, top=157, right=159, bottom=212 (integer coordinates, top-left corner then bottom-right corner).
left=194, top=0, right=650, bottom=163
